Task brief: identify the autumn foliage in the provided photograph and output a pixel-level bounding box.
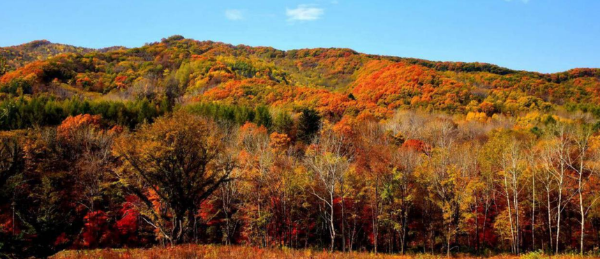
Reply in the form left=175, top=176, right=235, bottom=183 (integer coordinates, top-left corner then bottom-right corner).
left=2, top=36, right=600, bottom=258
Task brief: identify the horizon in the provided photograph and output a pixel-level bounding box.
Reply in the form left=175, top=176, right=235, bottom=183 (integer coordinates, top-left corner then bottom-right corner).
left=1, top=0, right=599, bottom=74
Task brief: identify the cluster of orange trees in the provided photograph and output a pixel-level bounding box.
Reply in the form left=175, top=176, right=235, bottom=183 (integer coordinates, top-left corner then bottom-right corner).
left=1, top=36, right=600, bottom=258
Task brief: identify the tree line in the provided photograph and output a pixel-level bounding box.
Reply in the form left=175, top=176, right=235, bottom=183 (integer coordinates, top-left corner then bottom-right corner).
left=1, top=108, right=600, bottom=258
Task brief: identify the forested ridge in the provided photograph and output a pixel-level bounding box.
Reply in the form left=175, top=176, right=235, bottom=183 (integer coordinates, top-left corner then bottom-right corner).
left=1, top=35, right=600, bottom=258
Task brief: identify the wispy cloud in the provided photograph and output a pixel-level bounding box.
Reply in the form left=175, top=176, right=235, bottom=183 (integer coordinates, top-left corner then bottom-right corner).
left=225, top=9, right=244, bottom=21
left=286, top=5, right=324, bottom=22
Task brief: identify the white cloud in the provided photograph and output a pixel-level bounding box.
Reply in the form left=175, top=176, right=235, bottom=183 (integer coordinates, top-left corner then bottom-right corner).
left=225, top=9, right=244, bottom=21
left=286, top=5, right=324, bottom=21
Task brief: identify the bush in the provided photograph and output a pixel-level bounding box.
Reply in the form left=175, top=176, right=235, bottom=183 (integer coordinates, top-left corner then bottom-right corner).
left=521, top=250, right=542, bottom=259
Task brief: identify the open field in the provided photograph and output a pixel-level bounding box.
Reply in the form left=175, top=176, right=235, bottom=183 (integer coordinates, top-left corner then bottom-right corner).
left=51, top=245, right=598, bottom=259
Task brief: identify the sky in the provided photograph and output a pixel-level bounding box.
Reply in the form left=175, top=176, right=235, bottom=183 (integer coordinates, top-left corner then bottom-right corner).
left=1, top=0, right=599, bottom=73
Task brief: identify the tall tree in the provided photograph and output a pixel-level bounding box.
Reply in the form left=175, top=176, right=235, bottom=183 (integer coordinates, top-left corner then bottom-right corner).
left=539, top=124, right=572, bottom=254
left=564, top=124, right=599, bottom=254
left=305, top=129, right=350, bottom=252
left=114, top=112, right=236, bottom=244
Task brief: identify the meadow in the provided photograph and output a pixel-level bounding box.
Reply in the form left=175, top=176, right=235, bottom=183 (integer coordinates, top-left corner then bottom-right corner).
left=51, top=245, right=596, bottom=259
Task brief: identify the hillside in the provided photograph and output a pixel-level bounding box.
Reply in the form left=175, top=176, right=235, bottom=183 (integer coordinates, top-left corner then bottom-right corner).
left=0, top=40, right=125, bottom=73
left=1, top=35, right=599, bottom=128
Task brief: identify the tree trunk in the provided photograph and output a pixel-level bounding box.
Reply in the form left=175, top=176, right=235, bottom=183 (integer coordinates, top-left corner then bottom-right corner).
left=447, top=230, right=451, bottom=258
left=579, top=179, right=585, bottom=255
left=556, top=184, right=563, bottom=254
left=330, top=192, right=336, bottom=252
left=546, top=187, right=553, bottom=253
left=482, top=198, right=490, bottom=252
left=341, top=185, right=346, bottom=252
left=475, top=201, right=480, bottom=253
left=514, top=174, right=520, bottom=254
left=532, top=173, right=535, bottom=251
left=504, top=174, right=516, bottom=254
left=372, top=176, right=380, bottom=254
left=401, top=208, right=407, bottom=255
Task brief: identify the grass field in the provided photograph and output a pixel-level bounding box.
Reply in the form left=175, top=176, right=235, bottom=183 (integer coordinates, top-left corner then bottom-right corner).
left=50, top=245, right=597, bottom=259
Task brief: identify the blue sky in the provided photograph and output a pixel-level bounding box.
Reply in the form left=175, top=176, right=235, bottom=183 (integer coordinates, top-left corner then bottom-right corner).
left=1, top=0, right=599, bottom=73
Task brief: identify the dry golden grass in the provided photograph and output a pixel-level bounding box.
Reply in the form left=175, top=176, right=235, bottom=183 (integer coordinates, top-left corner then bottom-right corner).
left=50, top=245, right=598, bottom=259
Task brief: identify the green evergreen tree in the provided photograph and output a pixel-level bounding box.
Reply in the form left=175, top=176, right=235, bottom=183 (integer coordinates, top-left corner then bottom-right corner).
left=297, top=108, right=321, bottom=143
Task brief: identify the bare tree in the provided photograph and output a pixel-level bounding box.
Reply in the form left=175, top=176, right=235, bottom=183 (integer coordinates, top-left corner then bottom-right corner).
left=564, top=124, right=599, bottom=254
left=498, top=138, right=526, bottom=254
left=305, top=129, right=351, bottom=252
left=539, top=125, right=574, bottom=254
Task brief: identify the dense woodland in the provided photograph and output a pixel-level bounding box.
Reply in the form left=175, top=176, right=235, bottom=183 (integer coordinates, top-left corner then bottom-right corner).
left=1, top=36, right=600, bottom=258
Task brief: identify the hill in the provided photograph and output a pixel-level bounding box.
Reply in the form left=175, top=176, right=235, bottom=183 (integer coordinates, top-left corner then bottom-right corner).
left=1, top=35, right=599, bottom=127
left=0, top=39, right=124, bottom=75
